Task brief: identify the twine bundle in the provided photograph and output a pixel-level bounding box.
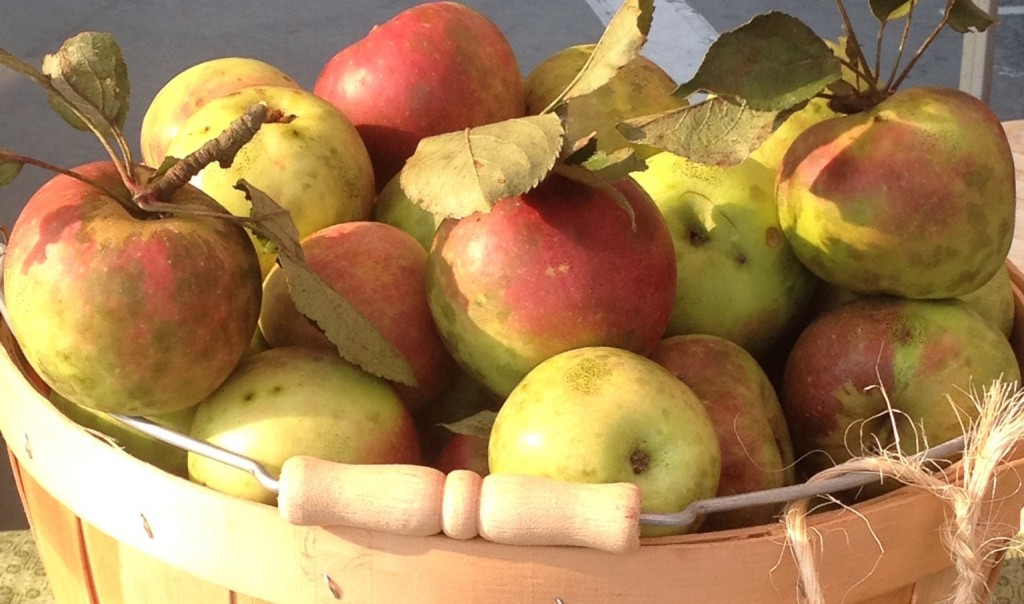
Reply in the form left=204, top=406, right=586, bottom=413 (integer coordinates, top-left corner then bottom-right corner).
left=784, top=378, right=1024, bottom=604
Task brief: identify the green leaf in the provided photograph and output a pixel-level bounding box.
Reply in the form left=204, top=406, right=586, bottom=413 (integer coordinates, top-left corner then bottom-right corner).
left=618, top=97, right=788, bottom=167
left=441, top=410, right=499, bottom=439
left=947, top=0, right=995, bottom=33
left=41, top=32, right=130, bottom=134
left=675, top=11, right=841, bottom=111
left=237, top=180, right=418, bottom=387
left=559, top=0, right=655, bottom=102
left=0, top=153, right=23, bottom=187
left=399, top=114, right=564, bottom=219
left=870, top=0, right=916, bottom=22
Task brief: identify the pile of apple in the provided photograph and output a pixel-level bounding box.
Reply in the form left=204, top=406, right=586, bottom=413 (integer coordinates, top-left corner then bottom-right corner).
left=1, top=0, right=1019, bottom=536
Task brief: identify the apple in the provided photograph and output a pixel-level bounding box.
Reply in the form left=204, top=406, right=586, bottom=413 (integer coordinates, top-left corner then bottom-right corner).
left=164, top=85, right=376, bottom=274
left=414, top=369, right=503, bottom=463
left=435, top=433, right=489, bottom=476
left=48, top=391, right=196, bottom=477
left=258, top=221, right=459, bottom=412
left=776, top=86, right=1016, bottom=299
left=372, top=172, right=446, bottom=251
left=3, top=161, right=262, bottom=415
left=649, top=334, right=795, bottom=530
left=427, top=172, right=677, bottom=397
left=313, top=1, right=526, bottom=189
left=748, top=97, right=837, bottom=171
left=523, top=43, right=685, bottom=159
left=188, top=345, right=421, bottom=504
left=781, top=296, right=1022, bottom=477
left=630, top=152, right=818, bottom=360
left=140, top=57, right=301, bottom=167
left=488, top=346, right=721, bottom=537
left=810, top=263, right=1016, bottom=338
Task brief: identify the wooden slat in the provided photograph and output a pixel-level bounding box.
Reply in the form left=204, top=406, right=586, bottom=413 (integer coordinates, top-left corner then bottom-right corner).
left=16, top=466, right=97, bottom=604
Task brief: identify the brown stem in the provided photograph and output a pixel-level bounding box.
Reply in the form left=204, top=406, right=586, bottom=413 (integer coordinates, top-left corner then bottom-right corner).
left=890, top=1, right=952, bottom=90
left=885, top=5, right=918, bottom=91
left=136, top=102, right=293, bottom=205
left=835, top=0, right=879, bottom=92
left=874, top=21, right=887, bottom=85
left=0, top=150, right=128, bottom=203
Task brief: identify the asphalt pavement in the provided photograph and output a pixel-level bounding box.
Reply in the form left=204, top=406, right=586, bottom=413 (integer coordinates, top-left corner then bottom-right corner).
left=0, top=0, right=1022, bottom=530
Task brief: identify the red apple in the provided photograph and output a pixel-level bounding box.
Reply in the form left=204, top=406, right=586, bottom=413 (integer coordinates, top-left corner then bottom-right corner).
left=313, top=1, right=526, bottom=189
left=650, top=334, right=795, bottom=530
left=3, top=161, right=262, bottom=415
left=434, top=433, right=489, bottom=476
left=258, top=221, right=458, bottom=412
left=427, top=173, right=677, bottom=397
left=781, top=297, right=1021, bottom=476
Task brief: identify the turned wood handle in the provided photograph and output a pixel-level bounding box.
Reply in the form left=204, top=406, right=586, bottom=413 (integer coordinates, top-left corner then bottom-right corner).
left=277, top=457, right=643, bottom=553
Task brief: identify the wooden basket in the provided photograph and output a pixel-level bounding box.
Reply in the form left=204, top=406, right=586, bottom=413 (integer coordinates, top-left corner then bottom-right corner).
left=3, top=265, right=1024, bottom=604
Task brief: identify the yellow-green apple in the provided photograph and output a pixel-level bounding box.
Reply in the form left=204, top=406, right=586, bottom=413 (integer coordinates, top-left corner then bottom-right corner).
left=140, top=57, right=301, bottom=167
left=427, top=173, right=677, bottom=397
left=631, top=153, right=818, bottom=360
left=164, top=85, right=375, bottom=274
left=781, top=297, right=1021, bottom=477
left=3, top=161, right=262, bottom=415
left=649, top=334, right=794, bottom=530
left=748, top=97, right=837, bottom=171
left=523, top=43, right=685, bottom=159
left=488, top=346, right=721, bottom=537
left=958, top=263, right=1016, bottom=338
left=258, top=221, right=458, bottom=412
left=776, top=86, right=1016, bottom=299
left=372, top=172, right=446, bottom=251
left=313, top=1, right=525, bottom=189
left=48, top=391, right=196, bottom=477
left=435, top=433, right=489, bottom=476
left=188, top=345, right=421, bottom=504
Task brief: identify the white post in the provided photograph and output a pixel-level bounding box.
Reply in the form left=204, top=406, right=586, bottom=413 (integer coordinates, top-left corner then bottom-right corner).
left=959, top=0, right=999, bottom=102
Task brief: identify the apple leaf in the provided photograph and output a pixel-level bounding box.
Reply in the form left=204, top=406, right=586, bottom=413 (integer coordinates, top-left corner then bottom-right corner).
left=675, top=11, right=841, bottom=112
left=557, top=0, right=654, bottom=104
left=237, top=180, right=417, bottom=387
left=41, top=32, right=130, bottom=135
left=870, top=0, right=916, bottom=22
left=0, top=154, right=22, bottom=187
left=400, top=114, right=564, bottom=219
left=441, top=410, right=498, bottom=439
left=947, top=0, right=995, bottom=33
left=619, top=97, right=788, bottom=167
left=825, top=37, right=872, bottom=96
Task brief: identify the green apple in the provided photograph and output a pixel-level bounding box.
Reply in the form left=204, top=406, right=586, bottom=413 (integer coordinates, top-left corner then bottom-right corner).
left=524, top=43, right=685, bottom=160
left=748, top=97, right=836, bottom=171
left=650, top=334, right=794, bottom=530
left=188, top=346, right=421, bottom=504
left=165, top=85, right=376, bottom=274
left=372, top=172, right=446, bottom=252
left=140, top=57, right=301, bottom=167
left=488, top=346, right=720, bottom=537
left=631, top=153, right=818, bottom=359
left=49, top=391, right=196, bottom=477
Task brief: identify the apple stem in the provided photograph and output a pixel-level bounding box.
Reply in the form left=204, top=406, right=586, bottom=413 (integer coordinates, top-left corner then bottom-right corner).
left=883, top=5, right=918, bottom=92
left=834, top=0, right=879, bottom=94
left=136, top=102, right=293, bottom=206
left=889, top=1, right=955, bottom=91
left=0, top=150, right=127, bottom=203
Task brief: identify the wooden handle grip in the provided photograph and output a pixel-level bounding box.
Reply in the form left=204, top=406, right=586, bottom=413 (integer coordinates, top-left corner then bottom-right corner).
left=277, top=458, right=643, bottom=553
left=473, top=474, right=643, bottom=553
left=277, top=456, right=446, bottom=536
